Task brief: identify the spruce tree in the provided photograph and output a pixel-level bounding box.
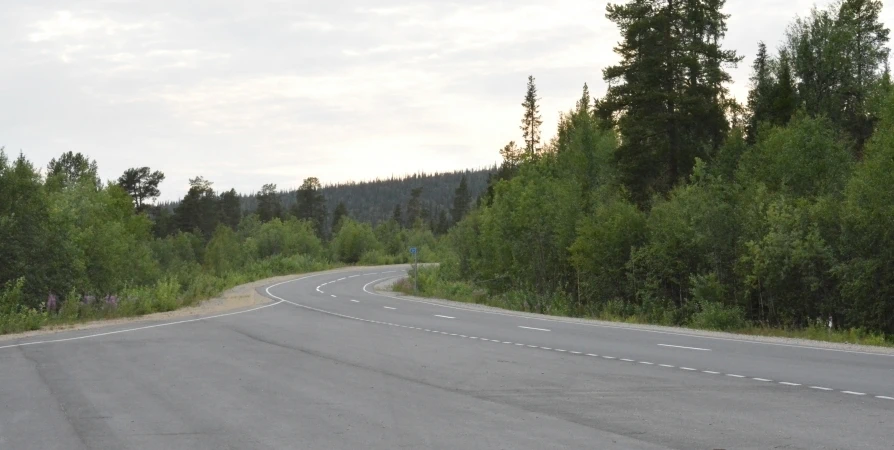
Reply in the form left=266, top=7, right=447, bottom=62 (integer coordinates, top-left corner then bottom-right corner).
left=520, top=75, right=543, bottom=158
left=746, top=42, right=776, bottom=144
left=596, top=0, right=741, bottom=205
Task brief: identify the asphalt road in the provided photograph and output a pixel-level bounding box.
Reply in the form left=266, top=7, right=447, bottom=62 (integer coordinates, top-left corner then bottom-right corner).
left=1, top=265, right=892, bottom=449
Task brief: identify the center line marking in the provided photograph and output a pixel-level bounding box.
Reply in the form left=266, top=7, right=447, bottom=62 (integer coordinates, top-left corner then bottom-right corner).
left=570, top=351, right=582, bottom=354
left=602, top=356, right=615, bottom=359
left=842, top=391, right=866, bottom=396
left=330, top=295, right=337, bottom=298
left=639, top=361, right=653, bottom=365
left=810, top=386, right=833, bottom=391
left=383, top=306, right=396, bottom=310
left=680, top=367, right=696, bottom=371
left=434, top=315, right=455, bottom=319
left=726, top=374, right=745, bottom=378
left=658, top=344, right=711, bottom=351
left=702, top=370, right=720, bottom=374
left=753, top=378, right=772, bottom=382
left=876, top=396, right=894, bottom=400
left=779, top=382, right=801, bottom=386
left=620, top=358, right=634, bottom=362
left=659, top=364, right=675, bottom=368
left=518, top=326, right=551, bottom=332
left=350, top=299, right=359, bottom=303
left=586, top=353, right=599, bottom=357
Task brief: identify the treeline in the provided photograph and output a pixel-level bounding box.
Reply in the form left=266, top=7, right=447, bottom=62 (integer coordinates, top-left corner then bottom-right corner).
left=0, top=149, right=476, bottom=334
left=237, top=170, right=492, bottom=225
left=159, top=169, right=491, bottom=229
left=430, top=0, right=894, bottom=338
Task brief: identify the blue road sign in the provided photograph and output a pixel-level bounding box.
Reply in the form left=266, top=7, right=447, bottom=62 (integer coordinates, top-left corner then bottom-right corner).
left=410, top=247, right=418, bottom=255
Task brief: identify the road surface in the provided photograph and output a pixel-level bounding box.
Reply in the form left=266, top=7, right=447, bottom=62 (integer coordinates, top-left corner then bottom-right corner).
left=1, top=266, right=892, bottom=449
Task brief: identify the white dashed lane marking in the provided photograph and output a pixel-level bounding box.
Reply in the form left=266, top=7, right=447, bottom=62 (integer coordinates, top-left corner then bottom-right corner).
left=330, top=295, right=337, bottom=298
left=658, top=344, right=711, bottom=351
left=269, top=273, right=894, bottom=403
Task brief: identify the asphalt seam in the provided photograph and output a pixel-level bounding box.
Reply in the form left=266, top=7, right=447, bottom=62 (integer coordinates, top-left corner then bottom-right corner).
left=281, top=275, right=894, bottom=403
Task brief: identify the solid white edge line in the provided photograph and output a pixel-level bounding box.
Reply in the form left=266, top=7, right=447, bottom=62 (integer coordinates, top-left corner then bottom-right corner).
left=361, top=277, right=894, bottom=358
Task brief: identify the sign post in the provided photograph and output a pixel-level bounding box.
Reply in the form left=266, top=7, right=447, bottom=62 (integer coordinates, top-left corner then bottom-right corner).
left=409, top=247, right=418, bottom=295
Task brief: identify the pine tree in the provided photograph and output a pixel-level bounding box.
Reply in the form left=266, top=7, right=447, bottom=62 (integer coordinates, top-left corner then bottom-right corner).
left=292, top=177, right=328, bottom=238
left=256, top=183, right=282, bottom=222
left=117, top=167, right=165, bottom=212
left=596, top=0, right=741, bottom=205
left=331, top=201, right=349, bottom=235
left=174, top=176, right=218, bottom=238
left=451, top=175, right=471, bottom=224
left=520, top=75, right=543, bottom=157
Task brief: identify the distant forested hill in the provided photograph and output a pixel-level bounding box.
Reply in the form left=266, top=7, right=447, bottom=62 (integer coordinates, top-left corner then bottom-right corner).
left=236, top=168, right=493, bottom=225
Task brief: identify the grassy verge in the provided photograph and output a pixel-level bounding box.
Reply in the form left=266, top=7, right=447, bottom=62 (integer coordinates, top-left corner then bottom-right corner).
left=0, top=255, right=341, bottom=336
left=394, top=266, right=893, bottom=348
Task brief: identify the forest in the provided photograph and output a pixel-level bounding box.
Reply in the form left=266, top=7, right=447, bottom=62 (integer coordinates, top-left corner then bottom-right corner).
left=0, top=151, right=477, bottom=334
left=2, top=0, right=893, bottom=344
left=417, top=0, right=894, bottom=342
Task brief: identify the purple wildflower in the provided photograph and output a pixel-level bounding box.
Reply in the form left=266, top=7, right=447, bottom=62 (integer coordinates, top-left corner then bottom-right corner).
left=105, top=295, right=118, bottom=308
left=46, top=293, right=58, bottom=312
left=82, top=295, right=95, bottom=305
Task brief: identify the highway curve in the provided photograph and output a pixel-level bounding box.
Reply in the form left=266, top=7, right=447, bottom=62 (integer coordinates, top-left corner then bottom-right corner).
left=1, top=265, right=892, bottom=449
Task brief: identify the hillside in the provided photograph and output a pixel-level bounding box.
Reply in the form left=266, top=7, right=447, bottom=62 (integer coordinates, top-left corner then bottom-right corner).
left=239, top=168, right=493, bottom=225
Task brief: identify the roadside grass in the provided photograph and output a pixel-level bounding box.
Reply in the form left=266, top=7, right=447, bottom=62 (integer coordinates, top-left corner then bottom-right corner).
left=393, top=267, right=894, bottom=348
left=0, top=255, right=341, bottom=336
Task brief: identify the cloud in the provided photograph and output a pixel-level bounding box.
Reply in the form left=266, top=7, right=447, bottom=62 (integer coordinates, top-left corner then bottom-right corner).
left=1, top=0, right=889, bottom=200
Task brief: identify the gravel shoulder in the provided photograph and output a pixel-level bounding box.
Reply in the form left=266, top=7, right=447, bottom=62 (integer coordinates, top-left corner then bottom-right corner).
left=375, top=278, right=894, bottom=356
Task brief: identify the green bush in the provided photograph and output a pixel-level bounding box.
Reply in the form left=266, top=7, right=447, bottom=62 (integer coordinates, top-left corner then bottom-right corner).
left=688, top=300, right=748, bottom=331
left=331, top=219, right=381, bottom=263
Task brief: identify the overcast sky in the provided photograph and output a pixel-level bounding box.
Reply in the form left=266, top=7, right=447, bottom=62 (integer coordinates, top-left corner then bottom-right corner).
left=2, top=0, right=890, bottom=201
